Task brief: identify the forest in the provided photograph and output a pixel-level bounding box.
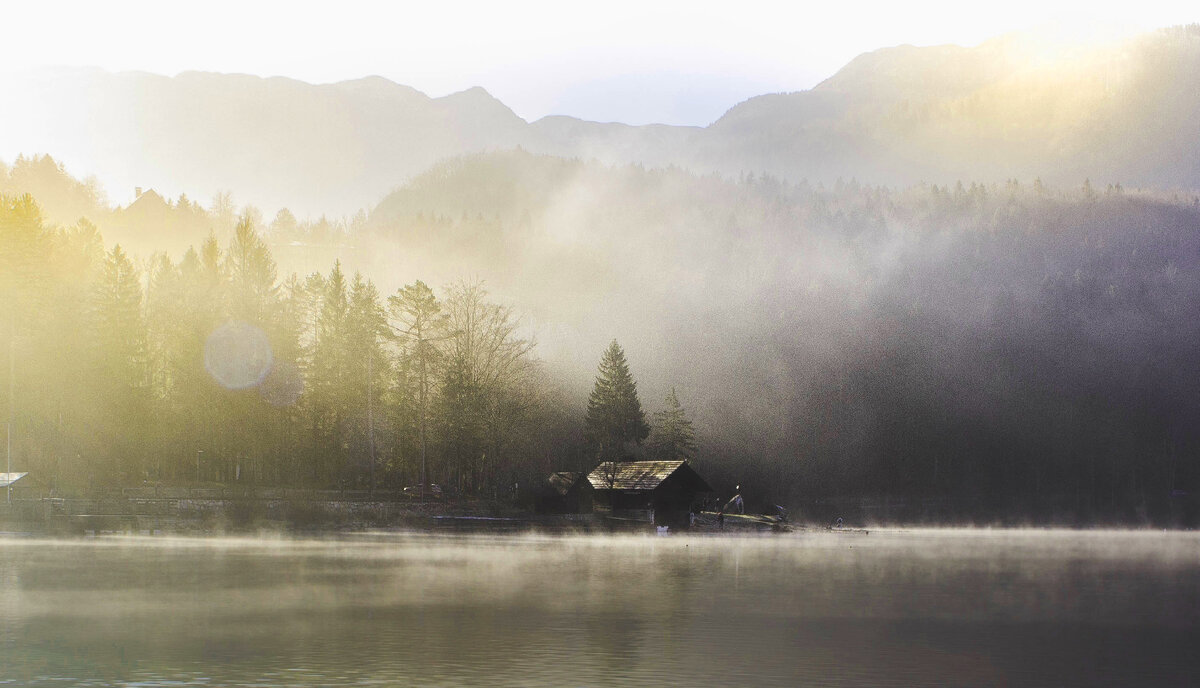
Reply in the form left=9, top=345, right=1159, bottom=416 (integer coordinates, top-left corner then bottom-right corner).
left=0, top=162, right=577, bottom=499
left=3, top=152, right=1200, bottom=524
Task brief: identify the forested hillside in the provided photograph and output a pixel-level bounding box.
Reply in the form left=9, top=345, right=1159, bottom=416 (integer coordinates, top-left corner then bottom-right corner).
left=703, top=26, right=1200, bottom=190
left=0, top=191, right=583, bottom=498
left=366, top=152, right=1200, bottom=523
left=4, top=150, right=1200, bottom=523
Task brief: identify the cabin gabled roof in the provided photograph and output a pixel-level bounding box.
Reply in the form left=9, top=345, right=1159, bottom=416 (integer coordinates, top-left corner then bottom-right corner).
left=586, top=460, right=710, bottom=492
left=547, top=471, right=582, bottom=496
left=125, top=189, right=167, bottom=212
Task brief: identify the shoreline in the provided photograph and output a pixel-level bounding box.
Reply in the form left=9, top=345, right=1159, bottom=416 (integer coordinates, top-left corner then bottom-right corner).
left=1, top=494, right=1194, bottom=537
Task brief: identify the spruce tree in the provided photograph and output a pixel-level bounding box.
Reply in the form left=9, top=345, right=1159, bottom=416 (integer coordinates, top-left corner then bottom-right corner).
left=224, top=217, right=278, bottom=324
left=584, top=339, right=649, bottom=463
left=88, top=244, right=149, bottom=482
left=649, top=387, right=697, bottom=461
left=308, top=262, right=351, bottom=482
left=347, top=273, right=388, bottom=490
left=91, top=245, right=147, bottom=387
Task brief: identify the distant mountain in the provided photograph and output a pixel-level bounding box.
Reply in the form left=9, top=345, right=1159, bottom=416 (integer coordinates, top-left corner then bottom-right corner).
left=3, top=26, right=1199, bottom=215
left=699, top=27, right=1200, bottom=188
left=0, top=68, right=532, bottom=215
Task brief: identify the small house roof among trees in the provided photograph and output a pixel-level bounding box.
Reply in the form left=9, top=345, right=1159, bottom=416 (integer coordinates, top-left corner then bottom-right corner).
left=586, top=460, right=711, bottom=492
left=0, top=472, right=28, bottom=488
left=547, top=471, right=583, bottom=496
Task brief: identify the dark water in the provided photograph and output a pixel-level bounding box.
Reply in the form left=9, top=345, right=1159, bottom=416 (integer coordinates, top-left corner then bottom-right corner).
left=1, top=530, right=1197, bottom=687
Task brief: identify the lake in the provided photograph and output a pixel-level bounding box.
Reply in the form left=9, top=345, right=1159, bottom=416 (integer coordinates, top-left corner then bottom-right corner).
left=1, top=530, right=1197, bottom=687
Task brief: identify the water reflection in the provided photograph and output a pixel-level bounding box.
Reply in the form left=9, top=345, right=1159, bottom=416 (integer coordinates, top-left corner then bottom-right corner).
left=1, top=530, right=1197, bottom=687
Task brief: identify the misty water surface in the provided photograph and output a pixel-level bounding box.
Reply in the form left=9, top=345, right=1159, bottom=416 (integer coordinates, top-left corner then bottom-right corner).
left=1, top=530, right=1197, bottom=687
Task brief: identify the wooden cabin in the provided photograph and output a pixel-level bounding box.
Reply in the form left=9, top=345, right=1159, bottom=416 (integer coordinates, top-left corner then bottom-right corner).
left=586, top=460, right=711, bottom=528
left=534, top=471, right=593, bottom=514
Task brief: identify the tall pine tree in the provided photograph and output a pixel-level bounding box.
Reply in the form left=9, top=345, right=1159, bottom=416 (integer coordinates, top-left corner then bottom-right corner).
left=584, top=339, right=649, bottom=464
left=307, top=262, right=351, bottom=482
left=347, top=272, right=389, bottom=489
left=649, top=387, right=697, bottom=461
left=88, top=245, right=149, bottom=482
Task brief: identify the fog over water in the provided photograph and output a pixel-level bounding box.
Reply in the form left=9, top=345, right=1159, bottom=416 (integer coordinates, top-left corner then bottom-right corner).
left=2, top=531, right=1198, bottom=687
left=5, top=10, right=1200, bottom=688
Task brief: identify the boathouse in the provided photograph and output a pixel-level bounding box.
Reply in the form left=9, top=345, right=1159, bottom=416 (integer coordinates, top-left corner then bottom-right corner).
left=534, top=471, right=593, bottom=513
left=0, top=472, right=30, bottom=499
left=586, top=460, right=711, bottom=528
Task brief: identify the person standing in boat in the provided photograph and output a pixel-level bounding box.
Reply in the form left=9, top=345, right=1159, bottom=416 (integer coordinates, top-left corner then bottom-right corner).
left=725, top=486, right=745, bottom=515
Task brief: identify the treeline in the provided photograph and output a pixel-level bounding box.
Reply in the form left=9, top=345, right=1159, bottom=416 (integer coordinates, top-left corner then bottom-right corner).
left=367, top=152, right=1200, bottom=524
left=0, top=154, right=366, bottom=257
left=707, top=177, right=1200, bottom=524
left=0, top=193, right=587, bottom=495
left=8, top=148, right=1200, bottom=525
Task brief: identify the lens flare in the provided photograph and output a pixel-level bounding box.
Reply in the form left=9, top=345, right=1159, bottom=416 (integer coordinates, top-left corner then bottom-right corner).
left=258, top=359, right=304, bottom=407
left=204, top=321, right=273, bottom=390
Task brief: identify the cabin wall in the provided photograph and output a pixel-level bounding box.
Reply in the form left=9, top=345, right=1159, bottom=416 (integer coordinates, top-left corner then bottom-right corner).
left=594, top=490, right=653, bottom=513
left=576, top=487, right=594, bottom=513
left=587, top=464, right=711, bottom=527
left=651, top=481, right=699, bottom=528
left=594, top=487, right=702, bottom=527
left=535, top=485, right=595, bottom=514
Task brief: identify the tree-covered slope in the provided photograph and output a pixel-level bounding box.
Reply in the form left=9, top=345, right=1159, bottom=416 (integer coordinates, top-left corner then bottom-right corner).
left=6, top=146, right=1200, bottom=523
left=365, top=151, right=1200, bottom=522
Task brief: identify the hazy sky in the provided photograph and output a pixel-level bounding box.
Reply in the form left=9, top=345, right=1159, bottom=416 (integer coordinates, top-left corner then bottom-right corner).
left=4, top=1, right=1196, bottom=125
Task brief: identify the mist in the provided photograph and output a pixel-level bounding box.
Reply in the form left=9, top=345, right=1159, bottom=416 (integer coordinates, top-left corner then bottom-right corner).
left=3, top=24, right=1200, bottom=528
left=5, top=25, right=1200, bottom=218
left=8, top=15, right=1200, bottom=688
left=5, top=143, right=1200, bottom=524
left=4, top=531, right=1198, bottom=686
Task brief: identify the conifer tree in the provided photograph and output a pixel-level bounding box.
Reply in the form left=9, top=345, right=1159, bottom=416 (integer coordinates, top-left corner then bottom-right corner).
left=584, top=340, right=649, bottom=464
left=649, top=387, right=697, bottom=461
left=88, top=244, right=149, bottom=481
left=91, top=245, right=146, bottom=387
left=308, top=262, right=351, bottom=481
left=347, top=273, right=388, bottom=489
left=224, top=217, right=278, bottom=324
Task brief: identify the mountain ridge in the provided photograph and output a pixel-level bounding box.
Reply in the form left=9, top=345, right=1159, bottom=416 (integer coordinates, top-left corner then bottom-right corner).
left=3, top=25, right=1199, bottom=215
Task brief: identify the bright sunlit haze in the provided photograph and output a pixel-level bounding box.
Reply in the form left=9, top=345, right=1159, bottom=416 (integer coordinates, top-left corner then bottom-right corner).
left=3, top=0, right=1195, bottom=126
left=4, top=4, right=1200, bottom=685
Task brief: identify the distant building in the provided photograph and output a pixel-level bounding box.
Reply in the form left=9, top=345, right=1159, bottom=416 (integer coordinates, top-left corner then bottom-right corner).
left=534, top=471, right=593, bottom=514
left=1, top=472, right=29, bottom=504
left=586, top=460, right=711, bottom=528
left=122, top=187, right=169, bottom=220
